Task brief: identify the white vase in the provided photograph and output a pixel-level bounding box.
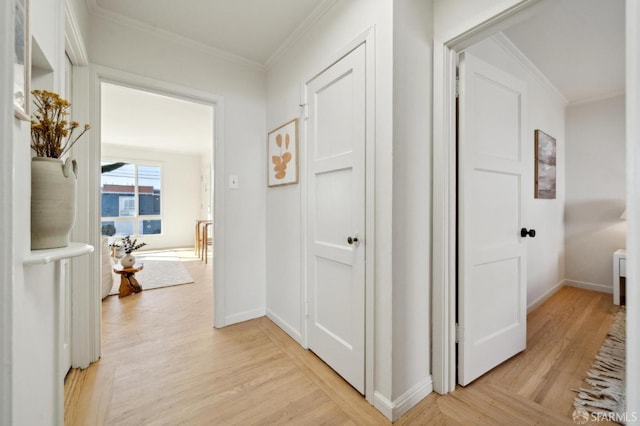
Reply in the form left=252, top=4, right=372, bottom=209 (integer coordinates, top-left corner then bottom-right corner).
left=120, top=253, right=136, bottom=268
left=31, top=157, right=78, bottom=250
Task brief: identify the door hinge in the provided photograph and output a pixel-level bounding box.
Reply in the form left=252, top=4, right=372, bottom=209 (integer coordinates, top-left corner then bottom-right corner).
left=455, top=76, right=460, bottom=98
left=299, top=103, right=308, bottom=120
left=455, top=323, right=461, bottom=343
left=305, top=299, right=309, bottom=319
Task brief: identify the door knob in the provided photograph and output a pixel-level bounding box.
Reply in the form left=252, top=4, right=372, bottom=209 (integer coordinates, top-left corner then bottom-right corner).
left=520, top=228, right=536, bottom=238
left=347, top=233, right=360, bottom=246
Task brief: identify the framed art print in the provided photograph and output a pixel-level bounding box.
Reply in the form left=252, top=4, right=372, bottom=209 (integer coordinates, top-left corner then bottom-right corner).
left=534, top=129, right=556, bottom=199
left=14, top=0, right=30, bottom=121
left=268, top=118, right=298, bottom=187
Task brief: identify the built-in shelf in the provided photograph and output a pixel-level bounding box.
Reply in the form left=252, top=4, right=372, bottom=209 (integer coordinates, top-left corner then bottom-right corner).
left=23, top=242, right=94, bottom=265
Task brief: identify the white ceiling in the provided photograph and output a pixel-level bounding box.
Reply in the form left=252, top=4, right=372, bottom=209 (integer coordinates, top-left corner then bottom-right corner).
left=101, top=83, right=214, bottom=155
left=98, top=0, right=625, bottom=154
left=503, top=0, right=625, bottom=104
left=92, top=0, right=327, bottom=66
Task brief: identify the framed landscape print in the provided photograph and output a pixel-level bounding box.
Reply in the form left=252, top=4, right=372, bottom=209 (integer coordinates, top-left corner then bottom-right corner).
left=534, top=129, right=556, bottom=199
left=14, top=0, right=30, bottom=121
left=268, top=118, right=298, bottom=187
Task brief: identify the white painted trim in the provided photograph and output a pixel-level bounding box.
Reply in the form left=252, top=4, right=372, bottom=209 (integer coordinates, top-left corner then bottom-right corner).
left=564, top=279, right=612, bottom=294
left=265, top=309, right=303, bottom=345
left=491, top=32, right=568, bottom=105
left=373, top=392, right=394, bottom=421
left=527, top=280, right=564, bottom=313
left=431, top=41, right=457, bottom=395
left=225, top=308, right=267, bottom=326
left=373, top=377, right=434, bottom=422
left=0, top=0, right=14, bottom=422
left=265, top=0, right=338, bottom=69
left=626, top=0, right=640, bottom=415
left=302, top=28, right=376, bottom=402
left=390, top=377, right=434, bottom=421
left=569, top=90, right=626, bottom=107
left=64, top=0, right=89, bottom=66
left=86, top=0, right=264, bottom=70
left=431, top=0, right=542, bottom=396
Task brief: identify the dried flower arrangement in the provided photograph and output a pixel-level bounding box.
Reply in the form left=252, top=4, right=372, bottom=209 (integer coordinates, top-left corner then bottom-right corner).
left=30, top=89, right=91, bottom=158
left=112, top=236, right=148, bottom=254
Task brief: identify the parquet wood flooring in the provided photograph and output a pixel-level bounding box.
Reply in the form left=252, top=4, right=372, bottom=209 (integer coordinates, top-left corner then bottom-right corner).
left=65, top=253, right=618, bottom=425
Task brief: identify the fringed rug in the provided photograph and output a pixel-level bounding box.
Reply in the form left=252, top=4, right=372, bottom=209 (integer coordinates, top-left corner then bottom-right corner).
left=109, top=251, right=194, bottom=296
left=573, top=308, right=626, bottom=424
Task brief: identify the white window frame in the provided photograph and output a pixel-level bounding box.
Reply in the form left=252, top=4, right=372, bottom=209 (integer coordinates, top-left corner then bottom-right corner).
left=101, top=160, right=163, bottom=237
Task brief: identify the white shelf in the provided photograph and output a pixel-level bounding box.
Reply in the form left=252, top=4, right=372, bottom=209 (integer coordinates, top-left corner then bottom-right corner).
left=23, top=242, right=95, bottom=265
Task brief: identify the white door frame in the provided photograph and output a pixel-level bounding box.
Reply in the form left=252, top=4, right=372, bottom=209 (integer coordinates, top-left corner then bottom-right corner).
left=70, top=64, right=225, bottom=367
left=431, top=0, right=543, bottom=394
left=301, top=28, right=376, bottom=401
left=625, top=0, right=640, bottom=414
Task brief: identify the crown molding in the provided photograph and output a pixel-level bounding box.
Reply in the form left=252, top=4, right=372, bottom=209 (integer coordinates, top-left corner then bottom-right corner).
left=65, top=0, right=89, bottom=65
left=265, top=0, right=338, bottom=70
left=568, top=89, right=625, bottom=107
left=492, top=32, right=569, bottom=106
left=86, top=0, right=265, bottom=70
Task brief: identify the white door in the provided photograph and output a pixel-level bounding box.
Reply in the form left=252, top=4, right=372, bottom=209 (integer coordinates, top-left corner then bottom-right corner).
left=457, top=52, right=529, bottom=386
left=306, top=43, right=366, bottom=393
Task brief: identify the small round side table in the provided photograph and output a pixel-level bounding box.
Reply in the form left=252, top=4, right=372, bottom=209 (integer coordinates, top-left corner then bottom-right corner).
left=113, top=263, right=144, bottom=298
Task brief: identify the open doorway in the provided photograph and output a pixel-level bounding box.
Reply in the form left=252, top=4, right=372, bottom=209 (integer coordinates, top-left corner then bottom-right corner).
left=98, top=81, right=215, bottom=301
left=433, top=0, right=625, bottom=396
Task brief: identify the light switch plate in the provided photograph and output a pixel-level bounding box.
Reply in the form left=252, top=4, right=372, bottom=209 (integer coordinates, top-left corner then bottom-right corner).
left=229, top=175, right=239, bottom=189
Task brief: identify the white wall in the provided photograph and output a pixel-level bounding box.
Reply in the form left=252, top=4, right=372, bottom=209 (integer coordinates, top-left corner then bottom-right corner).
left=10, top=0, right=68, bottom=424
left=0, top=2, right=13, bottom=423
left=102, top=144, right=203, bottom=250
left=266, top=0, right=436, bottom=419
left=265, top=0, right=396, bottom=415
left=466, top=35, right=567, bottom=309
left=565, top=96, right=626, bottom=290
left=88, top=11, right=267, bottom=324
left=434, top=0, right=529, bottom=42
left=391, top=0, right=433, bottom=408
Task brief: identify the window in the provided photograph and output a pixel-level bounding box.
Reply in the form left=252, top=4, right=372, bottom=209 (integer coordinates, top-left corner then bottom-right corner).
left=101, top=162, right=162, bottom=236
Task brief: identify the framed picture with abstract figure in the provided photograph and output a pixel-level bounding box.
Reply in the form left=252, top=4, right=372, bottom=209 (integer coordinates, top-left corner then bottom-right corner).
left=14, top=0, right=30, bottom=121
left=534, top=129, right=556, bottom=199
left=268, top=118, right=298, bottom=187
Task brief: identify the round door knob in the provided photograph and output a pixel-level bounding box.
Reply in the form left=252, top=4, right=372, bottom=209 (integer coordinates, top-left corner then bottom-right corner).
left=347, top=236, right=359, bottom=245
left=520, top=228, right=536, bottom=238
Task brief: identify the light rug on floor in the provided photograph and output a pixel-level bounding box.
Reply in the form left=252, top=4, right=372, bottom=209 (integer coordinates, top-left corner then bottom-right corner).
left=573, top=308, right=626, bottom=424
left=109, top=251, right=194, bottom=295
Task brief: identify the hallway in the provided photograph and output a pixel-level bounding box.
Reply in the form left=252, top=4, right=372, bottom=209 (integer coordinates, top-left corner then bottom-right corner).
left=65, top=259, right=617, bottom=424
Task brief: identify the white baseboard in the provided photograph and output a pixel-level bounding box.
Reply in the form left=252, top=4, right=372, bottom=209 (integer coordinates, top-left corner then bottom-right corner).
left=266, top=308, right=303, bottom=346
left=224, top=307, right=265, bottom=326
left=564, top=279, right=612, bottom=294
left=527, top=280, right=565, bottom=313
left=374, top=376, right=433, bottom=421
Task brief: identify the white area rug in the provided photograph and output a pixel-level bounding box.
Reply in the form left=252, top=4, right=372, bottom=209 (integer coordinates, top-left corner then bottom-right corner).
left=109, top=251, right=194, bottom=295
left=573, top=308, right=626, bottom=424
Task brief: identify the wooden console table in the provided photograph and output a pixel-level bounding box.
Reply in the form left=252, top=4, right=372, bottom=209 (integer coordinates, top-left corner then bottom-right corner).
left=113, top=263, right=144, bottom=298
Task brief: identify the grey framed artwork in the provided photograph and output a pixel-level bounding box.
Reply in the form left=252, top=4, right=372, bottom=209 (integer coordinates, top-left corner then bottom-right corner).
left=534, top=129, right=556, bottom=199
left=14, top=0, right=30, bottom=121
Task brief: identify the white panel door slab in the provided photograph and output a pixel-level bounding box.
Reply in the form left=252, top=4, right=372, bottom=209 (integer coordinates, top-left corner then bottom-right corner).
left=306, top=43, right=366, bottom=393
left=458, top=52, right=528, bottom=386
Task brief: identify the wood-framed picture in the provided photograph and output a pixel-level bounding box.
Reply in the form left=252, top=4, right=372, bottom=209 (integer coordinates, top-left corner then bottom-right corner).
left=268, top=118, right=298, bottom=187
left=534, top=129, right=556, bottom=199
left=14, top=0, right=30, bottom=121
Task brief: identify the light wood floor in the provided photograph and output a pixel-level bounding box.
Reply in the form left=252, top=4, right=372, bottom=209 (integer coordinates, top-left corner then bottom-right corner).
left=65, top=252, right=619, bottom=425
